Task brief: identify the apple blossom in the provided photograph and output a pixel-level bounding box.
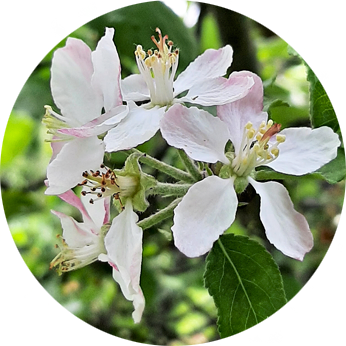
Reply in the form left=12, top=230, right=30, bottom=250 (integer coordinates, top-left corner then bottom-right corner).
left=103, top=28, right=254, bottom=152
left=50, top=166, right=145, bottom=323
left=43, top=27, right=128, bottom=195
left=160, top=71, right=340, bottom=260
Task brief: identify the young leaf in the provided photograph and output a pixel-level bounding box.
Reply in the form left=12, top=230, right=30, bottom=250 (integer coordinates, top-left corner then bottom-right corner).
left=204, top=234, right=287, bottom=338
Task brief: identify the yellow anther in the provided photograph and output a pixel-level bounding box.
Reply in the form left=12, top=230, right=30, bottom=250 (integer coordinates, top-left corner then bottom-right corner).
left=247, top=129, right=256, bottom=139
left=276, top=134, right=286, bottom=143
left=256, top=133, right=262, bottom=141
left=267, top=119, right=274, bottom=127
left=271, top=148, right=279, bottom=157
left=245, top=121, right=253, bottom=130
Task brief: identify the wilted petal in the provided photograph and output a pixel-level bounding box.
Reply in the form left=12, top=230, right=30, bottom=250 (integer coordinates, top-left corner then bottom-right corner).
left=249, top=178, right=313, bottom=260
left=161, top=104, right=229, bottom=164
left=91, top=27, right=123, bottom=111
left=266, top=126, right=340, bottom=175
left=179, top=73, right=254, bottom=106
left=121, top=74, right=150, bottom=102
left=105, top=200, right=144, bottom=323
left=51, top=37, right=103, bottom=124
left=104, top=104, right=164, bottom=152
left=173, top=45, right=233, bottom=96
left=46, top=136, right=105, bottom=195
left=172, top=176, right=238, bottom=257
left=217, top=71, right=267, bottom=152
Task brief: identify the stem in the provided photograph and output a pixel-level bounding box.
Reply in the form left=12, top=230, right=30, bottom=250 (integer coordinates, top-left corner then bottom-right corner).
left=177, top=149, right=203, bottom=182
left=128, top=148, right=195, bottom=183
left=148, top=182, right=191, bottom=197
left=137, top=198, right=181, bottom=230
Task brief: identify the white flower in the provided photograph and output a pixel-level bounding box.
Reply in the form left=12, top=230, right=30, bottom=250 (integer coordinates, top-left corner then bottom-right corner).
left=43, top=28, right=128, bottom=195
left=51, top=172, right=145, bottom=323
left=160, top=71, right=340, bottom=260
left=103, top=28, right=254, bottom=152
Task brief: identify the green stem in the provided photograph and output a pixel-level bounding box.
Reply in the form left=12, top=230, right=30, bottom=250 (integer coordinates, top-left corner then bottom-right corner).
left=127, top=148, right=194, bottom=183
left=177, top=149, right=203, bottom=182
left=148, top=182, right=191, bottom=197
left=137, top=198, right=181, bottom=230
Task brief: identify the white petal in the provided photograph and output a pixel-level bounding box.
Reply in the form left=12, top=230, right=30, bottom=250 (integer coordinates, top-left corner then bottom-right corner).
left=121, top=74, right=150, bottom=102
left=173, top=45, right=233, bottom=96
left=51, top=37, right=103, bottom=124
left=172, top=176, right=238, bottom=257
left=217, top=71, right=267, bottom=152
left=51, top=210, right=96, bottom=247
left=91, top=28, right=123, bottom=111
left=179, top=74, right=254, bottom=106
left=104, top=104, right=164, bottom=152
left=266, top=126, right=340, bottom=175
left=105, top=200, right=144, bottom=323
left=80, top=194, right=110, bottom=230
left=249, top=178, right=313, bottom=260
left=160, top=104, right=229, bottom=164
left=57, top=105, right=128, bottom=138
left=45, top=136, right=105, bottom=195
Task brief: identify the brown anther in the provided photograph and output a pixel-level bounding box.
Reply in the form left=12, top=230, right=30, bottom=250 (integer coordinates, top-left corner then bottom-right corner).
left=81, top=179, right=88, bottom=185
left=100, top=164, right=105, bottom=168
left=101, top=187, right=106, bottom=193
left=89, top=199, right=94, bottom=204
left=82, top=171, right=89, bottom=178
left=168, top=40, right=173, bottom=46
left=174, top=49, right=179, bottom=55
left=261, top=123, right=282, bottom=142
left=81, top=191, right=87, bottom=196
left=113, top=193, right=124, bottom=210
left=91, top=187, right=96, bottom=192
left=97, top=193, right=102, bottom=198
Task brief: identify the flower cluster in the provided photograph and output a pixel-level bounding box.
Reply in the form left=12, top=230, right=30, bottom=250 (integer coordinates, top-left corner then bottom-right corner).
left=43, top=27, right=340, bottom=323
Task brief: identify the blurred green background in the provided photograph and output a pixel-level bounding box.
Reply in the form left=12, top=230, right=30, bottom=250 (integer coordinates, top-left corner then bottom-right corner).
left=1, top=1, right=344, bottom=344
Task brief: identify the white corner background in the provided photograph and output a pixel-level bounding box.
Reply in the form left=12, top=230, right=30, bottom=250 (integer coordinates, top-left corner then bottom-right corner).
left=0, top=1, right=345, bottom=345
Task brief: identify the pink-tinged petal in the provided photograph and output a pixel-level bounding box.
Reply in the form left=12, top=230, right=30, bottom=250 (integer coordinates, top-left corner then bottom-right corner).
left=266, top=126, right=340, bottom=175
left=179, top=74, right=254, bottom=106
left=104, top=104, right=164, bottom=152
left=91, top=28, right=123, bottom=111
left=121, top=74, right=150, bottom=102
left=172, top=176, right=238, bottom=257
left=57, top=189, right=93, bottom=224
left=51, top=210, right=96, bottom=247
left=249, top=178, right=313, bottom=260
left=45, top=136, right=105, bottom=195
left=217, top=71, right=267, bottom=152
left=105, top=200, right=144, bottom=323
left=160, top=104, right=229, bottom=164
left=57, top=105, right=128, bottom=138
left=51, top=37, right=103, bottom=124
left=173, top=45, right=233, bottom=96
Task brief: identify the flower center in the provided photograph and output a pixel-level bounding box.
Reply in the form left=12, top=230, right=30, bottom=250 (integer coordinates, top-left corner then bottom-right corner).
left=50, top=230, right=108, bottom=275
left=79, top=164, right=139, bottom=206
left=231, top=120, right=286, bottom=177
left=135, top=27, right=179, bottom=107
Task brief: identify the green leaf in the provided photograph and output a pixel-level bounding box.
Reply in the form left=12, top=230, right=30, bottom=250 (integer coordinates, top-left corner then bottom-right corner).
left=307, top=64, right=340, bottom=133
left=204, top=234, right=287, bottom=338
left=311, top=147, right=346, bottom=183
